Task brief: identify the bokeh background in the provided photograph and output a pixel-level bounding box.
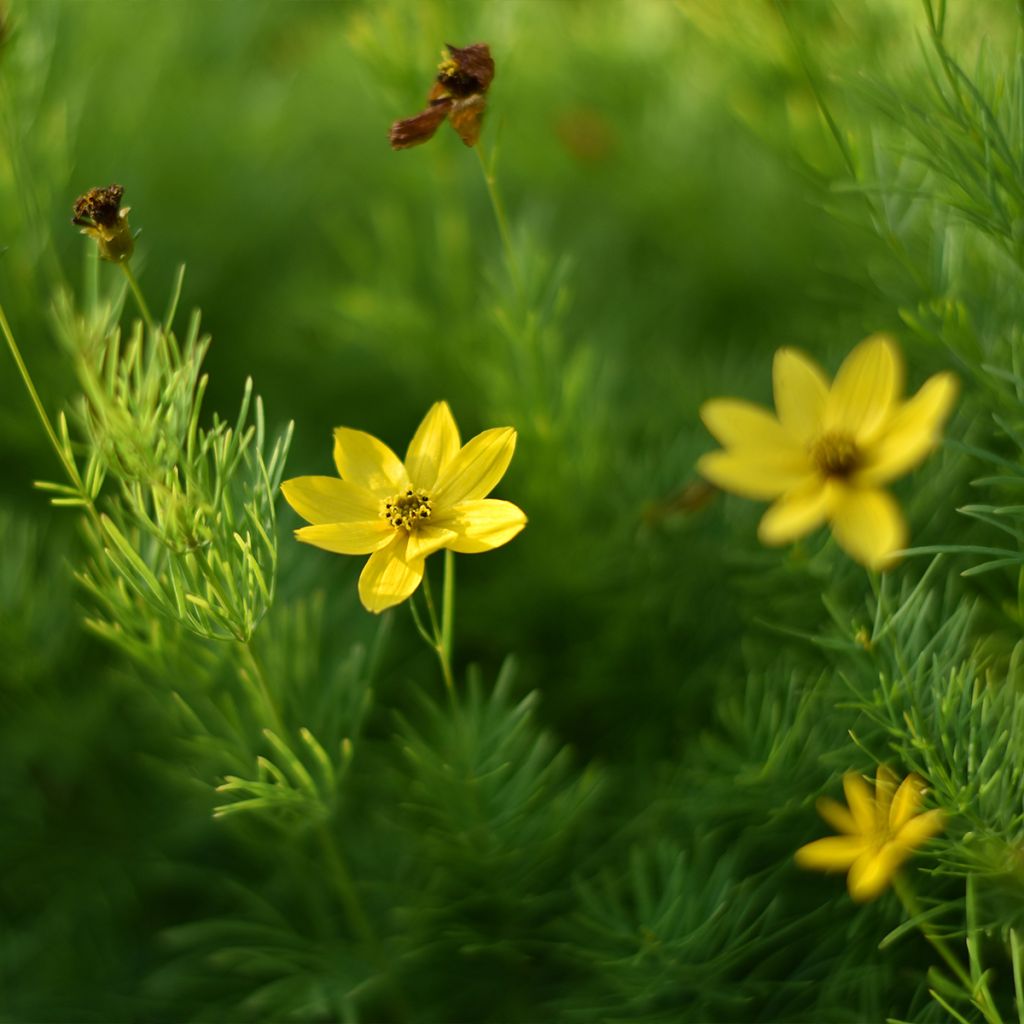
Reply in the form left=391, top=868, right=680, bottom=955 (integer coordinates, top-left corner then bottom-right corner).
left=1, top=1, right=1018, bottom=1020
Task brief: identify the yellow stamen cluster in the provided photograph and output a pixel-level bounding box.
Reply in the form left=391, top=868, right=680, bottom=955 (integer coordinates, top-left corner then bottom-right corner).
left=811, top=431, right=861, bottom=477
left=437, top=57, right=459, bottom=79
left=383, top=489, right=432, bottom=531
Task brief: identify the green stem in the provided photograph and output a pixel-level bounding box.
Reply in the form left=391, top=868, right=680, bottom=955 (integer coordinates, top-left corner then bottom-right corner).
left=421, top=566, right=456, bottom=702
left=120, top=261, right=155, bottom=331
left=238, top=641, right=285, bottom=735
left=316, top=825, right=409, bottom=1022
left=894, top=877, right=1005, bottom=1024
left=0, top=300, right=93, bottom=505
left=441, top=548, right=455, bottom=667
left=475, top=143, right=523, bottom=298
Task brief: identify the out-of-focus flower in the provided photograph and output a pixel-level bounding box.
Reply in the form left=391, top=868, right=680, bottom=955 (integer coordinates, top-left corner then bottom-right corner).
left=281, top=401, right=525, bottom=613
left=698, top=333, right=957, bottom=569
left=72, top=184, right=134, bottom=262
left=390, top=43, right=494, bottom=150
left=795, top=766, right=945, bottom=901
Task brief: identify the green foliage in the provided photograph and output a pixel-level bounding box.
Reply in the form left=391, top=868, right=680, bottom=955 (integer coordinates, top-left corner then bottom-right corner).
left=6, top=0, right=1024, bottom=1021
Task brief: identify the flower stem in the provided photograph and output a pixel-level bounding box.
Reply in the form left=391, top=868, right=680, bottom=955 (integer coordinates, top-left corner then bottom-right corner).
left=893, top=876, right=1005, bottom=1024
left=420, top=565, right=456, bottom=703
left=0, top=300, right=92, bottom=503
left=119, top=260, right=155, bottom=331
left=475, top=142, right=523, bottom=298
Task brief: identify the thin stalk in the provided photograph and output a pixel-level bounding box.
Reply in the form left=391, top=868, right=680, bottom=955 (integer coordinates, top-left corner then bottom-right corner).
left=441, top=548, right=455, bottom=667
left=238, top=641, right=285, bottom=735
left=120, top=261, right=155, bottom=331
left=475, top=143, right=523, bottom=298
left=421, top=565, right=456, bottom=702
left=316, top=825, right=409, bottom=1022
left=0, top=301, right=96, bottom=517
left=893, top=877, right=1005, bottom=1024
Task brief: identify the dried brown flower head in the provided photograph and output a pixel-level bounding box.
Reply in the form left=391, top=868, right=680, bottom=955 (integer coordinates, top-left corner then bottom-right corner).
left=390, top=43, right=495, bottom=150
left=72, top=184, right=134, bottom=262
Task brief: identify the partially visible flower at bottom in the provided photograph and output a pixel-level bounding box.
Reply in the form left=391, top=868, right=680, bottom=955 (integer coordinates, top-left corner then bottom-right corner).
left=795, top=766, right=945, bottom=901
left=281, top=401, right=526, bottom=613
left=72, top=183, right=134, bottom=262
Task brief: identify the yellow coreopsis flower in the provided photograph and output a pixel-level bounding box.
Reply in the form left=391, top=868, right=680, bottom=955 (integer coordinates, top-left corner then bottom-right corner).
left=698, top=333, right=957, bottom=569
left=795, top=766, right=945, bottom=902
left=281, top=402, right=526, bottom=613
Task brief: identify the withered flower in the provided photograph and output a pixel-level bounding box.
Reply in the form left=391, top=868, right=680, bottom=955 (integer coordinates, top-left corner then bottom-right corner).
left=72, top=184, right=134, bottom=262
left=390, top=43, right=495, bottom=150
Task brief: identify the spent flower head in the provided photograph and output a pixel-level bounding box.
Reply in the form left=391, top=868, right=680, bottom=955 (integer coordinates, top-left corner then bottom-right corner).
left=72, top=183, right=134, bottom=262
left=795, top=766, right=945, bottom=901
left=281, top=401, right=526, bottom=613
left=390, top=43, right=495, bottom=150
left=698, top=333, right=957, bottom=569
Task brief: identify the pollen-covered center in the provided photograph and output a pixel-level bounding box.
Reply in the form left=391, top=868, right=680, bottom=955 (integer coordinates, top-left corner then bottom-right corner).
left=810, top=431, right=861, bottom=478
left=383, top=489, right=433, bottom=531
left=436, top=56, right=478, bottom=96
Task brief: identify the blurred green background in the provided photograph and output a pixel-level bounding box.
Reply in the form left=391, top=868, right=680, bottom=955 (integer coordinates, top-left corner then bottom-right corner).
left=0, top=1, right=1017, bottom=1020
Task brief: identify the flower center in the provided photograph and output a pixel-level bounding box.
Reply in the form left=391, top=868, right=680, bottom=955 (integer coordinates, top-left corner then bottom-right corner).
left=810, top=431, right=861, bottom=478
left=383, top=489, right=432, bottom=531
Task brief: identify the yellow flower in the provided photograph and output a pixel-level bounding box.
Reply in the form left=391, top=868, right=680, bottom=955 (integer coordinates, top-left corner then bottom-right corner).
left=697, top=333, right=957, bottom=569
left=281, top=402, right=526, bottom=613
left=795, top=766, right=945, bottom=902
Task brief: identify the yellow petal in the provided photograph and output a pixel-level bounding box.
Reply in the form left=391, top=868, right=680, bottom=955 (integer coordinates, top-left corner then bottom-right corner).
left=889, top=774, right=924, bottom=832
left=357, top=536, right=425, bottom=613
left=857, top=372, right=958, bottom=486
left=404, top=401, right=461, bottom=491
left=829, top=484, right=908, bottom=570
left=794, top=835, right=869, bottom=872
left=825, top=333, right=904, bottom=444
left=436, top=499, right=527, bottom=554
left=296, top=521, right=392, bottom=555
left=843, top=773, right=876, bottom=835
left=333, top=427, right=408, bottom=496
left=697, top=449, right=813, bottom=500
left=280, top=475, right=381, bottom=525
left=816, top=796, right=859, bottom=836
left=894, top=808, right=945, bottom=850
left=405, top=525, right=458, bottom=561
left=874, top=764, right=898, bottom=830
left=433, top=426, right=516, bottom=506
left=847, top=845, right=907, bottom=902
left=699, top=399, right=800, bottom=452
left=773, top=347, right=830, bottom=442
left=757, top=480, right=831, bottom=545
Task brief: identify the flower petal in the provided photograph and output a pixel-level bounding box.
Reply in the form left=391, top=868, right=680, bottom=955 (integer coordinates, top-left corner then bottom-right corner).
left=281, top=475, right=381, bottom=526
left=843, top=773, right=876, bottom=835
left=757, top=480, right=831, bottom=545
left=829, top=485, right=908, bottom=570
left=826, top=333, right=904, bottom=444
left=404, top=401, right=461, bottom=491
left=794, top=835, right=869, bottom=872
left=436, top=499, right=527, bottom=554
left=296, top=521, right=392, bottom=555
left=405, top=525, right=458, bottom=562
left=333, top=427, right=408, bottom=496
left=773, top=347, right=830, bottom=442
left=857, top=372, right=958, bottom=486
left=847, top=845, right=907, bottom=902
left=816, top=796, right=859, bottom=836
left=433, top=426, right=516, bottom=506
left=889, top=774, right=924, bottom=832
left=357, top=536, right=425, bottom=613
left=697, top=449, right=813, bottom=500
left=894, top=808, right=945, bottom=850
left=699, top=399, right=800, bottom=452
